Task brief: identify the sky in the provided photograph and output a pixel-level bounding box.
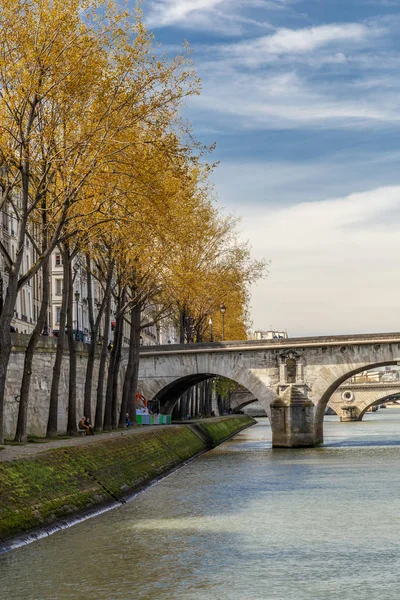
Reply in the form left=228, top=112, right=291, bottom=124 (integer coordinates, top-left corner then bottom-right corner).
left=141, top=0, right=400, bottom=337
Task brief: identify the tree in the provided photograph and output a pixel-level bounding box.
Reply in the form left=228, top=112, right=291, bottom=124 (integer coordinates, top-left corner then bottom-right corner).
left=0, top=0, right=200, bottom=441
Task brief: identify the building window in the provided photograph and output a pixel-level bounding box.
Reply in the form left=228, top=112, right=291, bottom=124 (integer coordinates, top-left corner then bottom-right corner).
left=55, top=254, right=62, bottom=266
left=55, top=279, right=62, bottom=296
left=55, top=306, right=61, bottom=324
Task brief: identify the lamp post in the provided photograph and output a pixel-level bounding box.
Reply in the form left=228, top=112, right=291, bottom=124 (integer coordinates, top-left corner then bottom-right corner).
left=220, top=303, right=226, bottom=341
left=209, top=317, right=213, bottom=342
left=75, top=290, right=80, bottom=341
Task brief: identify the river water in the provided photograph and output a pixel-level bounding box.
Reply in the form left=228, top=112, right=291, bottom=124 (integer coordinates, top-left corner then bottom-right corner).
left=2, top=410, right=400, bottom=599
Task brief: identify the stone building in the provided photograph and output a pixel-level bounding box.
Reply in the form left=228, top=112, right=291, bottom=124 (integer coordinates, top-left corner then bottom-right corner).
left=0, top=204, right=41, bottom=335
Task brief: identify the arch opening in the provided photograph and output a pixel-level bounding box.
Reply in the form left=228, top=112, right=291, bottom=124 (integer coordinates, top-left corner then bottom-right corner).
left=317, top=360, right=399, bottom=424
left=358, top=392, right=400, bottom=420
left=318, top=363, right=400, bottom=436
left=151, top=374, right=260, bottom=418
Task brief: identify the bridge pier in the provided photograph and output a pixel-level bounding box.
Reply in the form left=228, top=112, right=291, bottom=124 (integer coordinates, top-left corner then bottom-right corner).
left=339, top=405, right=360, bottom=422
left=270, top=386, right=318, bottom=447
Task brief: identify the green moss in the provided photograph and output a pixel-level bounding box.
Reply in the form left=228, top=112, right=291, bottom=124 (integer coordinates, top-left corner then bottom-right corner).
left=198, top=415, right=254, bottom=445
left=0, top=416, right=255, bottom=542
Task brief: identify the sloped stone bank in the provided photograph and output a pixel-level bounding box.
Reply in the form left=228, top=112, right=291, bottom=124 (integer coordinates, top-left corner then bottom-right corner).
left=197, top=415, right=255, bottom=445
left=0, top=416, right=255, bottom=548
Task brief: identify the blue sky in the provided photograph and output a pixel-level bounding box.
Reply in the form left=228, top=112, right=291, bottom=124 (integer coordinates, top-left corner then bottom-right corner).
left=142, top=0, right=400, bottom=336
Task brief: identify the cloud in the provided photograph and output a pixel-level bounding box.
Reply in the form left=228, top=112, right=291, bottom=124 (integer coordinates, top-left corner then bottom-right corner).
left=212, top=151, right=400, bottom=209
left=184, top=18, right=400, bottom=130
left=223, top=23, right=372, bottom=65
left=242, top=186, right=400, bottom=335
left=146, top=0, right=225, bottom=27
left=145, top=0, right=289, bottom=33
left=189, top=66, right=400, bottom=129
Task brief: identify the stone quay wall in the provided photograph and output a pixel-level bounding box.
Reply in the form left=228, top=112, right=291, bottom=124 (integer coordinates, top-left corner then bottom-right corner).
left=4, top=334, right=110, bottom=439
left=0, top=415, right=255, bottom=548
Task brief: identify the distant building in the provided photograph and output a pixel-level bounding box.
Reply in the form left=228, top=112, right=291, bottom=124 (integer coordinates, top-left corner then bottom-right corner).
left=349, top=367, right=400, bottom=384
left=252, top=330, right=288, bottom=340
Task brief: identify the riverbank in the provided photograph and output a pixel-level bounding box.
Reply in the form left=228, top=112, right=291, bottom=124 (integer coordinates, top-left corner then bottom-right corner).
left=0, top=415, right=255, bottom=551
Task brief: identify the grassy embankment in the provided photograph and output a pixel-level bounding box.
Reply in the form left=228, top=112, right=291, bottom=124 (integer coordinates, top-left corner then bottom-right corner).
left=0, top=416, right=254, bottom=543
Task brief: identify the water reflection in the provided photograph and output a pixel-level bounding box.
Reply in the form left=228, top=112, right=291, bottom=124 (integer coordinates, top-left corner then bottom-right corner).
left=2, top=411, right=400, bottom=599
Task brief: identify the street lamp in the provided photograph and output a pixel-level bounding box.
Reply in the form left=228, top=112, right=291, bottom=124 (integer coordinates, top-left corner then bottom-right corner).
left=220, top=303, right=226, bottom=341
left=75, top=290, right=80, bottom=341
left=209, top=317, right=214, bottom=342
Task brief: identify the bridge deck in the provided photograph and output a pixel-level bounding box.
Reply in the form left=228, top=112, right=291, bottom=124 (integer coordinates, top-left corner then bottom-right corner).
left=139, top=332, right=400, bottom=356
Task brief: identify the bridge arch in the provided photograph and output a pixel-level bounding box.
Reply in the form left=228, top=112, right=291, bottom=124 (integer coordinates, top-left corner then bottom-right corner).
left=144, top=371, right=274, bottom=415
left=327, top=385, right=400, bottom=421
left=314, top=360, right=399, bottom=440
left=137, top=355, right=277, bottom=416
left=229, top=391, right=259, bottom=414
left=357, top=393, right=400, bottom=420
left=316, top=361, right=397, bottom=418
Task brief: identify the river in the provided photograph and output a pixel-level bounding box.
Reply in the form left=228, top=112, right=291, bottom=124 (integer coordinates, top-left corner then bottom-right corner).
left=2, top=410, right=400, bottom=599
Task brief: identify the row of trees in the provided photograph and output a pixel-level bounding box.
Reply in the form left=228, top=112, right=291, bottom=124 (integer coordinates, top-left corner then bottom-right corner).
left=0, top=0, right=265, bottom=444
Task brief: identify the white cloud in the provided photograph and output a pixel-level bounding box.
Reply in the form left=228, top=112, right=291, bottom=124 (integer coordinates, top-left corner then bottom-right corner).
left=184, top=17, right=400, bottom=130
left=242, top=186, right=400, bottom=336
left=145, top=0, right=284, bottom=33
left=189, top=66, right=400, bottom=129
left=147, top=0, right=225, bottom=27
left=224, top=23, right=371, bottom=64
left=212, top=152, right=400, bottom=209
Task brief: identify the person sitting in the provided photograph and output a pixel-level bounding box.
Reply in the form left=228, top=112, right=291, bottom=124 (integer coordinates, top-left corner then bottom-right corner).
left=125, top=412, right=133, bottom=428
left=78, top=416, right=94, bottom=436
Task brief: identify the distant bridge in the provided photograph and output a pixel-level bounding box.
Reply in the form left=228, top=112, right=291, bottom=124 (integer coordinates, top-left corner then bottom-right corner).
left=328, top=382, right=400, bottom=421
left=137, top=332, right=400, bottom=447
left=230, top=382, right=400, bottom=421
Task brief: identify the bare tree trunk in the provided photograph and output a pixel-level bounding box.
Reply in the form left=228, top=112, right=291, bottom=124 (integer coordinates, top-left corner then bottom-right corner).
left=111, top=312, right=124, bottom=429
left=206, top=380, right=212, bottom=417
left=67, top=257, right=78, bottom=435
left=14, top=257, right=50, bottom=442
left=66, top=256, right=77, bottom=436
left=0, top=167, right=29, bottom=443
left=46, top=249, right=69, bottom=438
left=180, top=391, right=187, bottom=420
left=103, top=293, right=123, bottom=431
left=190, top=388, right=194, bottom=417
left=195, top=383, right=199, bottom=417
left=119, top=305, right=135, bottom=427
left=124, top=303, right=141, bottom=425
left=94, top=288, right=111, bottom=431
left=179, top=308, right=185, bottom=344
left=199, top=382, right=204, bottom=416
left=172, top=400, right=180, bottom=420
left=83, top=253, right=95, bottom=421
left=0, top=284, right=17, bottom=444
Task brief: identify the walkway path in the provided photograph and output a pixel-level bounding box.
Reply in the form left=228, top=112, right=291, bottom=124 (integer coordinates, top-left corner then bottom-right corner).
left=0, top=425, right=171, bottom=463
left=0, top=415, right=237, bottom=463
left=0, top=418, right=221, bottom=463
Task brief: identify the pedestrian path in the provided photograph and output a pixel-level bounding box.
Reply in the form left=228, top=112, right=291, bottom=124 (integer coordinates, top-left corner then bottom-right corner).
left=0, top=425, right=170, bottom=463
left=0, top=416, right=228, bottom=462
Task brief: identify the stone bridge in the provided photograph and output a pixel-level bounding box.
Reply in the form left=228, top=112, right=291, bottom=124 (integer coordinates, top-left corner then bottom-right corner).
left=229, top=383, right=400, bottom=421
left=328, top=382, right=400, bottom=421
left=137, top=332, right=400, bottom=447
